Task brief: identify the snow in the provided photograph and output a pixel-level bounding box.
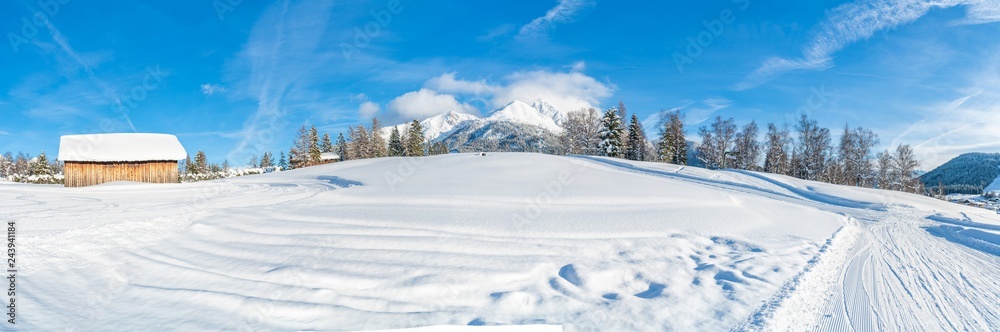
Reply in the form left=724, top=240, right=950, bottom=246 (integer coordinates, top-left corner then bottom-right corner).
left=488, top=101, right=563, bottom=134
left=57, top=133, right=187, bottom=162
left=381, top=100, right=565, bottom=143
left=384, top=111, right=480, bottom=142
left=985, top=173, right=1000, bottom=194
left=320, top=152, right=341, bottom=161
left=7, top=153, right=1000, bottom=330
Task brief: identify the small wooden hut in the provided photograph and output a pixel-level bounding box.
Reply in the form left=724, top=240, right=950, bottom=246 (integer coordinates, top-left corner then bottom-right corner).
left=58, top=133, right=187, bottom=187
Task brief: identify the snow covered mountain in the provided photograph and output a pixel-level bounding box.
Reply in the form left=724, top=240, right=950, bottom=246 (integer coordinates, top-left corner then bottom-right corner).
left=920, top=152, right=1000, bottom=194
left=383, top=99, right=568, bottom=151
left=487, top=100, right=564, bottom=134
left=384, top=110, right=479, bottom=141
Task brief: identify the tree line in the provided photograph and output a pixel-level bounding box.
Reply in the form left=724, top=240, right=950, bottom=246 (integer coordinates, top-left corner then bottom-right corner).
left=558, top=102, right=923, bottom=194
left=0, top=151, right=62, bottom=184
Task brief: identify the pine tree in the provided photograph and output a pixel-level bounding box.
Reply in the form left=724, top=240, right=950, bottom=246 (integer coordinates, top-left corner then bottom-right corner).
left=248, top=154, right=259, bottom=168
left=763, top=123, right=792, bottom=175
left=309, top=126, right=322, bottom=165
left=31, top=151, right=53, bottom=175
left=370, top=118, right=387, bottom=158
left=349, top=125, right=371, bottom=159
left=405, top=120, right=426, bottom=156
left=599, top=108, right=625, bottom=158
left=625, top=114, right=647, bottom=161
left=388, top=127, right=405, bottom=157
left=194, top=151, right=208, bottom=174
left=657, top=110, right=687, bottom=165
left=184, top=154, right=193, bottom=174
left=336, top=133, right=349, bottom=161
left=430, top=141, right=449, bottom=155
left=260, top=152, right=273, bottom=168
left=290, top=125, right=310, bottom=168
left=278, top=151, right=288, bottom=170
left=321, top=133, right=333, bottom=153
left=617, top=100, right=628, bottom=126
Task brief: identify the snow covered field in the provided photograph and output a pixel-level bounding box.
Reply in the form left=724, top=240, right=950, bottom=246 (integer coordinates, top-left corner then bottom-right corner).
left=4, top=153, right=999, bottom=330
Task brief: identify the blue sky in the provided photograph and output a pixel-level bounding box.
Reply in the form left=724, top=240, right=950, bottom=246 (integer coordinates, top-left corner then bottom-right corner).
left=2, top=0, right=999, bottom=169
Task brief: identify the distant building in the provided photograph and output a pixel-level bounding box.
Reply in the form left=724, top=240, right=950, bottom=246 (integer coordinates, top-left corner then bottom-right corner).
left=320, top=152, right=341, bottom=164
left=58, top=133, right=187, bottom=187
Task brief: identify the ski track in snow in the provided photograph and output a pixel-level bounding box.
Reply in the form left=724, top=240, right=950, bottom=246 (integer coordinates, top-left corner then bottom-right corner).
left=5, top=153, right=1000, bottom=330
left=571, top=156, right=1000, bottom=331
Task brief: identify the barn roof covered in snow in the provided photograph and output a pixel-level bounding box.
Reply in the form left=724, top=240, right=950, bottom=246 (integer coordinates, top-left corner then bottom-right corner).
left=320, top=152, right=340, bottom=161
left=58, top=133, right=187, bottom=162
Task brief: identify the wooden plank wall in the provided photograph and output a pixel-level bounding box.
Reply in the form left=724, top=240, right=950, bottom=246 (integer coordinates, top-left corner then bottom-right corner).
left=64, top=161, right=179, bottom=187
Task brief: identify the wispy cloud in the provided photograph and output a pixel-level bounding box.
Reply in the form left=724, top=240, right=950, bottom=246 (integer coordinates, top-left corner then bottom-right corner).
left=893, top=52, right=1000, bottom=168
left=39, top=20, right=136, bottom=131
left=736, top=0, right=1000, bottom=91
left=225, top=0, right=335, bottom=162
left=200, top=83, right=227, bottom=96
left=517, top=0, right=594, bottom=38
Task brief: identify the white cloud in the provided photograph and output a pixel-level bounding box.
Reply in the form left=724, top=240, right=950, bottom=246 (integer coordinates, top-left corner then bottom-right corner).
left=426, top=73, right=494, bottom=95
left=0, top=131, right=9, bottom=136
left=359, top=101, right=380, bottom=117
left=737, top=0, right=1000, bottom=90
left=569, top=61, right=586, bottom=72
left=518, top=0, right=594, bottom=38
left=683, top=98, right=733, bottom=125
left=491, top=70, right=613, bottom=113
left=200, top=83, right=227, bottom=96
left=387, top=89, right=478, bottom=119
left=422, top=68, right=613, bottom=114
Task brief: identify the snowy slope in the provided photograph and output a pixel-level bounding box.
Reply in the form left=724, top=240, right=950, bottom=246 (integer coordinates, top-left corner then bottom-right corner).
left=8, top=154, right=1000, bottom=330
left=985, top=173, right=1000, bottom=194
left=488, top=101, right=563, bottom=134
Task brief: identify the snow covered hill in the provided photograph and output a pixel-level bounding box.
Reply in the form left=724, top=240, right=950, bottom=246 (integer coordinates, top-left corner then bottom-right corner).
left=8, top=153, right=1000, bottom=330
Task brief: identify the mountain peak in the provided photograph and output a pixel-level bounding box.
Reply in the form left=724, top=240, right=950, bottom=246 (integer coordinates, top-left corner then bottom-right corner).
left=488, top=100, right=563, bottom=133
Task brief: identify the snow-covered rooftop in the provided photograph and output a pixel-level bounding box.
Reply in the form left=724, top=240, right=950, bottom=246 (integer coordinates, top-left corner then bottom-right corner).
left=58, top=133, right=187, bottom=162
left=320, top=152, right=340, bottom=161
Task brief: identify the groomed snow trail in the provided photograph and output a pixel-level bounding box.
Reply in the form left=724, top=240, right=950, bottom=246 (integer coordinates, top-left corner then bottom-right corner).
left=811, top=207, right=1000, bottom=331
left=571, top=156, right=1000, bottom=331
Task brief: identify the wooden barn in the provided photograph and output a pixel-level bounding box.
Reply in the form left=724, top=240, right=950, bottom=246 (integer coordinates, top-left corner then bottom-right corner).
left=58, top=133, right=187, bottom=187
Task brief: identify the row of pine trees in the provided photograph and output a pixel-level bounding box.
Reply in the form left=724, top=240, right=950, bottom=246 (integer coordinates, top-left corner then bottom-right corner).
left=0, top=151, right=62, bottom=183
left=559, top=101, right=923, bottom=194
